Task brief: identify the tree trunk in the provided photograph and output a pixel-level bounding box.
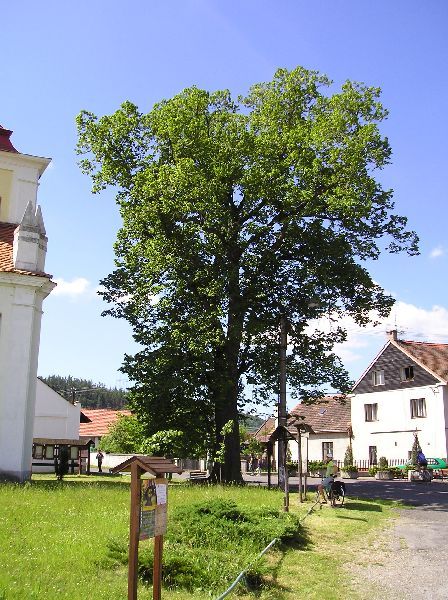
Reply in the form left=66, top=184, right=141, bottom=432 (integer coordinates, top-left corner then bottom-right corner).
left=211, top=257, right=245, bottom=483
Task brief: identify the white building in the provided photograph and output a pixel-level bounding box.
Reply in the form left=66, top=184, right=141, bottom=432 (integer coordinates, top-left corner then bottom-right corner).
left=34, top=379, right=81, bottom=440
left=351, top=330, right=448, bottom=464
left=287, top=395, right=351, bottom=464
left=253, top=396, right=351, bottom=469
left=0, top=125, right=55, bottom=482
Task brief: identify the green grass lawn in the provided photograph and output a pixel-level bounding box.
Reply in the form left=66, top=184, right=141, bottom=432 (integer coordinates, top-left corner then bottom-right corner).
left=0, top=475, right=400, bottom=600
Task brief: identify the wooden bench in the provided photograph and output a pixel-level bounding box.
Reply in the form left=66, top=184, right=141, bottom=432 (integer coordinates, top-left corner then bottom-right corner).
left=188, top=470, right=210, bottom=482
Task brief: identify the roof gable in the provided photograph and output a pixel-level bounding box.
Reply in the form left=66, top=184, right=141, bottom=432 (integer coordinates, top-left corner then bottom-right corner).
left=396, top=340, right=448, bottom=382
left=352, top=339, right=446, bottom=394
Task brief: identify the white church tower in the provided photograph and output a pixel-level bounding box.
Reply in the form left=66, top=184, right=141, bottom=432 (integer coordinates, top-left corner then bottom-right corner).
left=0, top=125, right=55, bottom=482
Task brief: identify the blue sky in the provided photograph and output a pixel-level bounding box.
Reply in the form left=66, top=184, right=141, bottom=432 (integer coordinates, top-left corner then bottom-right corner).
left=2, top=1, right=447, bottom=403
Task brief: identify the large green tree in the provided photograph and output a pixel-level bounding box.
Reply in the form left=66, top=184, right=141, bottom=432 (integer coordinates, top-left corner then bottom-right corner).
left=76, top=67, right=418, bottom=482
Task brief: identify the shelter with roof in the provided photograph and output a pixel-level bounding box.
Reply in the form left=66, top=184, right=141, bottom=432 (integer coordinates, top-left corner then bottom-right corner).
left=0, top=125, right=55, bottom=481
left=351, top=329, right=448, bottom=463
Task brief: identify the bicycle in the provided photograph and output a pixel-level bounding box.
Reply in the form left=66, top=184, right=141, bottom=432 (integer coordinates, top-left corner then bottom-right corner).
left=315, top=477, right=345, bottom=508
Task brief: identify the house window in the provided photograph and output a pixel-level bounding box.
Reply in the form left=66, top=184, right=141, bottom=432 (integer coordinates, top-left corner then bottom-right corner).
left=70, top=446, right=78, bottom=460
left=372, top=370, right=385, bottom=386
left=369, top=446, right=377, bottom=465
left=364, top=403, right=378, bottom=422
left=322, top=442, right=333, bottom=460
left=33, top=445, right=43, bottom=459
left=410, top=398, right=426, bottom=418
left=400, top=366, right=414, bottom=381
left=44, top=445, right=54, bottom=460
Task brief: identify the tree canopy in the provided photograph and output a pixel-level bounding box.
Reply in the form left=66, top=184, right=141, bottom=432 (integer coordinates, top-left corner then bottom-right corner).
left=76, top=66, right=418, bottom=481
left=40, top=375, right=128, bottom=409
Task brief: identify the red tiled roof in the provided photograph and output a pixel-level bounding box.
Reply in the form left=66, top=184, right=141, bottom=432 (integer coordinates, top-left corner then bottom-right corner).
left=79, top=409, right=132, bottom=437
left=253, top=417, right=276, bottom=443
left=0, top=222, right=51, bottom=278
left=288, top=395, right=351, bottom=433
left=396, top=340, right=448, bottom=382
left=0, top=126, right=18, bottom=153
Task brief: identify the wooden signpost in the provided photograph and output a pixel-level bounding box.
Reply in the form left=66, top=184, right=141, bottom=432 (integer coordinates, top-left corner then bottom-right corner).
left=111, top=456, right=182, bottom=600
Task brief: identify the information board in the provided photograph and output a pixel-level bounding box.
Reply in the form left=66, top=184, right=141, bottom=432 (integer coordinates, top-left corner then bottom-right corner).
left=139, top=478, right=168, bottom=540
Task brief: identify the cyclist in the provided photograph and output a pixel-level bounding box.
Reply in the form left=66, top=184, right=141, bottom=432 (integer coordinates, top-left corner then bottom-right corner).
left=318, top=452, right=337, bottom=502
left=417, top=448, right=428, bottom=470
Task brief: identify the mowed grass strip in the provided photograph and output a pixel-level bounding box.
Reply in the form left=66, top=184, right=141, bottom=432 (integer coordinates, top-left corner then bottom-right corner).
left=0, top=476, right=399, bottom=599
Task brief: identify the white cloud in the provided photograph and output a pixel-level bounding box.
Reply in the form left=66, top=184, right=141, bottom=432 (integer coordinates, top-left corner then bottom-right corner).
left=309, top=301, right=448, bottom=365
left=52, top=277, right=91, bottom=297
left=430, top=246, right=444, bottom=259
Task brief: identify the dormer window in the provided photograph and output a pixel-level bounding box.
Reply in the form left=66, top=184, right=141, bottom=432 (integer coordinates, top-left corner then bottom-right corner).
left=372, top=370, right=385, bottom=386
left=400, top=366, right=414, bottom=382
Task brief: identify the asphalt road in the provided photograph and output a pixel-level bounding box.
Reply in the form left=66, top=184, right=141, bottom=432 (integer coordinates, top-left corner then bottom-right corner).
left=245, top=473, right=448, bottom=599
left=244, top=473, right=448, bottom=507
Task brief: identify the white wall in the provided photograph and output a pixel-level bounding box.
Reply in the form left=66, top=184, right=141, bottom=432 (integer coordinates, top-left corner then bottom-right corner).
left=351, top=384, right=448, bottom=461
left=0, top=144, right=53, bottom=482
left=0, top=275, right=54, bottom=481
left=34, top=379, right=80, bottom=440
left=288, top=432, right=349, bottom=464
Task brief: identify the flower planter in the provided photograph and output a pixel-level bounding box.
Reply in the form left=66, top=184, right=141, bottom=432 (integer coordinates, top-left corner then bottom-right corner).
left=375, top=470, right=394, bottom=480
left=308, top=470, right=324, bottom=478
left=341, top=470, right=359, bottom=479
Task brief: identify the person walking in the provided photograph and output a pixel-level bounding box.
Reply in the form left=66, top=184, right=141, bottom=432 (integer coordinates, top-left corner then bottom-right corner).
left=96, top=450, right=104, bottom=473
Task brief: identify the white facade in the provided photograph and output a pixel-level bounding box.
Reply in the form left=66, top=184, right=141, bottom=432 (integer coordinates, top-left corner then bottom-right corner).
left=34, top=379, right=80, bottom=440
left=288, top=432, right=349, bottom=464
left=0, top=129, right=55, bottom=482
left=351, top=384, right=448, bottom=462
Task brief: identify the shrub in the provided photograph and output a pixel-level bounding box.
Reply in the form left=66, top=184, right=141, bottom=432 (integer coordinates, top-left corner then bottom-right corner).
left=308, top=460, right=325, bottom=473
left=343, top=445, right=357, bottom=472
left=287, top=461, right=298, bottom=474
left=105, top=498, right=306, bottom=593
left=378, top=456, right=388, bottom=470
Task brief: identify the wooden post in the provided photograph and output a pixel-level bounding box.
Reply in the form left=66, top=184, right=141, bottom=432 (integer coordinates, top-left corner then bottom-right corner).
left=267, top=441, right=272, bottom=490
left=128, top=462, right=141, bottom=600
left=153, top=535, right=163, bottom=600
left=87, top=444, right=91, bottom=475
left=297, top=427, right=303, bottom=503
left=283, top=436, right=289, bottom=512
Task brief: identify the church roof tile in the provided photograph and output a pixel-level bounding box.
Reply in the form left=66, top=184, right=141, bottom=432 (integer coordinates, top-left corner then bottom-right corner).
left=0, top=222, right=51, bottom=277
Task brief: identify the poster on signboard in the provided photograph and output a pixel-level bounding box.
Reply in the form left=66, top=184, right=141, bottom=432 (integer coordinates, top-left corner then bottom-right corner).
left=139, top=479, right=168, bottom=540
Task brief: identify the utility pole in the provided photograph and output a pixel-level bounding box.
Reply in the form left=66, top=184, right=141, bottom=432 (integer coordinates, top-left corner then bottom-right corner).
left=278, top=312, right=288, bottom=504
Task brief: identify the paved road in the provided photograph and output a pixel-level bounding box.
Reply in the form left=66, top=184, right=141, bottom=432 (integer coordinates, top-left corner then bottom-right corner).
left=244, top=473, right=448, bottom=599
left=244, top=473, right=448, bottom=507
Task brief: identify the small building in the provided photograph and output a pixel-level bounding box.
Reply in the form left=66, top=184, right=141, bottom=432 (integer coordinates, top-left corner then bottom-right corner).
left=79, top=408, right=132, bottom=448
left=287, top=395, right=351, bottom=464
left=32, top=438, right=94, bottom=474
left=253, top=397, right=351, bottom=467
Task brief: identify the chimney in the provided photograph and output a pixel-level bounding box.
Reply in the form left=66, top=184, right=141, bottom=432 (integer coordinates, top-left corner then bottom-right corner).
left=387, top=329, right=398, bottom=341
